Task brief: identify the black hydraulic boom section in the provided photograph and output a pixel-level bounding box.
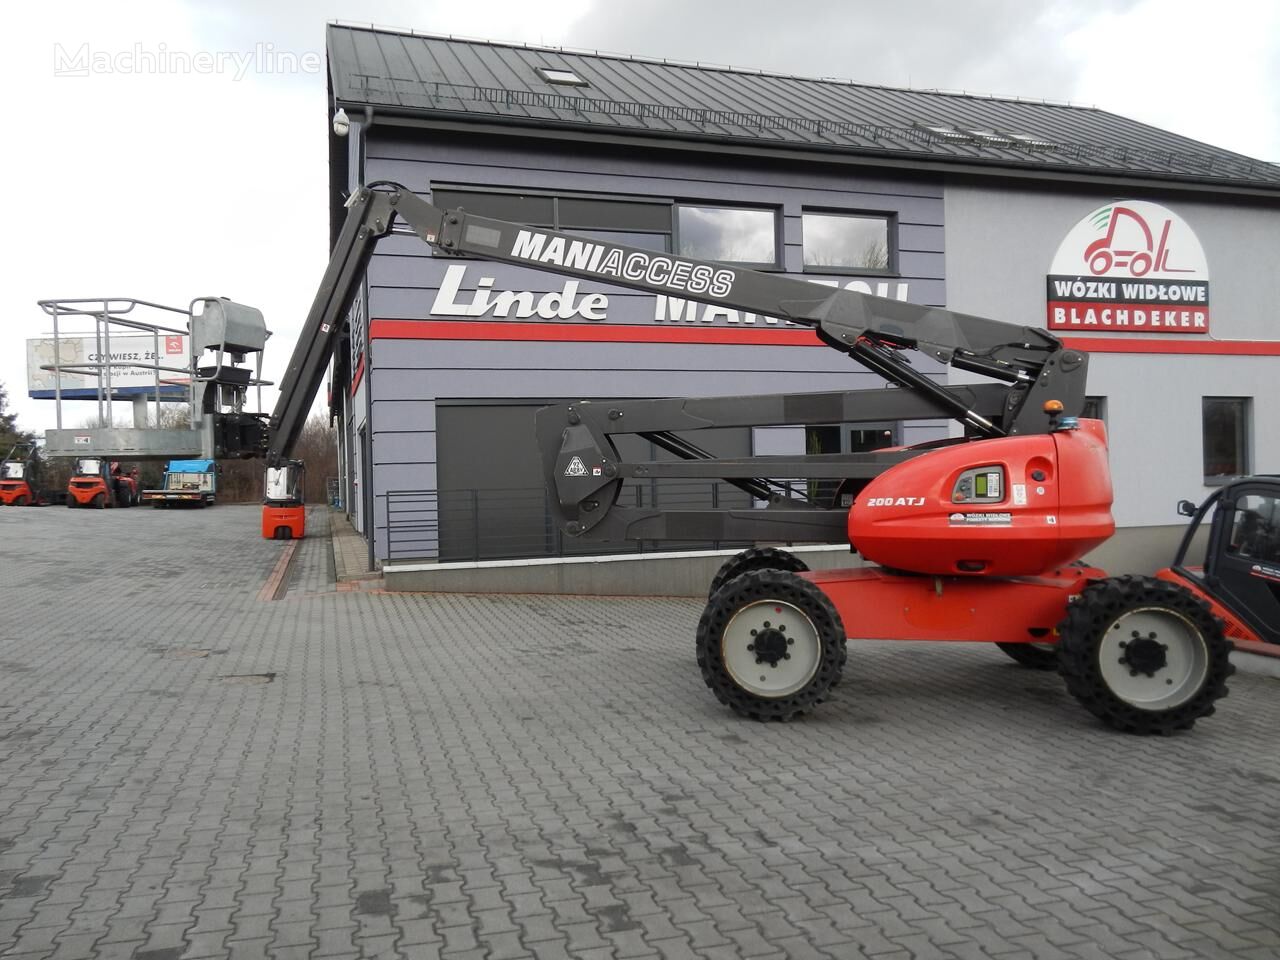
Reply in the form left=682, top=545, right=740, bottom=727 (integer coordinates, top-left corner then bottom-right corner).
left=262, top=182, right=1087, bottom=541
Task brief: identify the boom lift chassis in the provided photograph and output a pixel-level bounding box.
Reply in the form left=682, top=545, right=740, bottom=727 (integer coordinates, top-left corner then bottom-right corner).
left=262, top=182, right=1240, bottom=734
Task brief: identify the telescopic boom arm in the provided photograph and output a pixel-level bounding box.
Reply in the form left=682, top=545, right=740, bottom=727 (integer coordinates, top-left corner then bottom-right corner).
left=266, top=182, right=1086, bottom=465
left=263, top=183, right=1087, bottom=541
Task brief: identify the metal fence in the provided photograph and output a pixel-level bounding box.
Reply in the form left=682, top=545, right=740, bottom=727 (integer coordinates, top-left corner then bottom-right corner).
left=382, top=480, right=771, bottom=562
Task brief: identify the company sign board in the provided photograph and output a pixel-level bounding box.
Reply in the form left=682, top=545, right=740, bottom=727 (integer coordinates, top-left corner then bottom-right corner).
left=27, top=334, right=190, bottom=398
left=425, top=263, right=912, bottom=327
left=1046, top=201, right=1209, bottom=334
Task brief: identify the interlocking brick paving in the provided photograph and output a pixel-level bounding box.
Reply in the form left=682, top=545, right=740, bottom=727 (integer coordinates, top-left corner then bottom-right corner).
left=1, top=504, right=1277, bottom=959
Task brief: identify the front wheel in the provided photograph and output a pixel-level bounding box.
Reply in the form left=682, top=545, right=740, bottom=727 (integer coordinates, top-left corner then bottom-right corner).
left=696, top=569, right=846, bottom=721
left=1057, top=575, right=1233, bottom=734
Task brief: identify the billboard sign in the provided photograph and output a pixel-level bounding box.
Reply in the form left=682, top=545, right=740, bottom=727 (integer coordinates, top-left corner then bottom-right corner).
left=1046, top=201, right=1209, bottom=334
left=27, top=334, right=190, bottom=398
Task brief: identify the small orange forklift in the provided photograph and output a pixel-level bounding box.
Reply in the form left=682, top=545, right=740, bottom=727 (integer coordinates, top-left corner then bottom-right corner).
left=67, top=458, right=140, bottom=508
left=0, top=443, right=44, bottom=506
left=261, top=460, right=305, bottom=539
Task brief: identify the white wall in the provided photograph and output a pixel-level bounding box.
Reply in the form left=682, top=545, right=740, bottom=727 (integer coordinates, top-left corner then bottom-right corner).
left=944, top=182, right=1280, bottom=526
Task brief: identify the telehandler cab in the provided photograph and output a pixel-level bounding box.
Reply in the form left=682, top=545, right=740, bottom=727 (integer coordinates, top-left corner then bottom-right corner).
left=253, top=182, right=1252, bottom=733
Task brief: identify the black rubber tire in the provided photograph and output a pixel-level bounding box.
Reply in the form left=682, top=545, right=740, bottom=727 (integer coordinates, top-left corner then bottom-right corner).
left=1057, top=575, right=1233, bottom=734
left=93, top=493, right=106, bottom=510
left=707, top=547, right=810, bottom=599
left=696, top=569, right=846, bottom=721
left=996, top=642, right=1059, bottom=670
left=14, top=495, right=28, bottom=507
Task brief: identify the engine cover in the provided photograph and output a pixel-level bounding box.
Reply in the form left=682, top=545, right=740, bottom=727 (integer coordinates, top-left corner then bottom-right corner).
left=847, top=420, right=1114, bottom=577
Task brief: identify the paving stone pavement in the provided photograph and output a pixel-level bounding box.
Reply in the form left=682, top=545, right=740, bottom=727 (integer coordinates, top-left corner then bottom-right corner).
left=1, top=503, right=1278, bottom=960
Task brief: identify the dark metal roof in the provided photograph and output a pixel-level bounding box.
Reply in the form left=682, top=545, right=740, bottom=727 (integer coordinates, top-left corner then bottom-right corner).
left=327, top=23, right=1280, bottom=191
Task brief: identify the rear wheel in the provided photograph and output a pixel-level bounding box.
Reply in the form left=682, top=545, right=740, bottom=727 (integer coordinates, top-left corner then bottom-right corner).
left=697, top=569, right=846, bottom=721
left=1058, top=575, right=1232, bottom=734
left=14, top=494, right=28, bottom=507
left=708, top=547, right=809, bottom=599
left=996, top=642, right=1058, bottom=670
left=93, top=493, right=106, bottom=509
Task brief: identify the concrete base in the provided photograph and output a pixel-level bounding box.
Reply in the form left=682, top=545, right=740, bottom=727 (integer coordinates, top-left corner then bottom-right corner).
left=382, top=523, right=1201, bottom=597
left=383, top=544, right=862, bottom=596
left=1232, top=650, right=1280, bottom=680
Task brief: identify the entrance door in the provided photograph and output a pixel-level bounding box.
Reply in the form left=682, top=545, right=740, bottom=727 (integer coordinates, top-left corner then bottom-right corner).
left=1212, top=484, right=1280, bottom=644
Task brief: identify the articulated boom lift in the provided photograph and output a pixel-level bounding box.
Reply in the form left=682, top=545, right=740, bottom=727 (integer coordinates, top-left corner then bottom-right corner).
left=264, top=182, right=1252, bottom=733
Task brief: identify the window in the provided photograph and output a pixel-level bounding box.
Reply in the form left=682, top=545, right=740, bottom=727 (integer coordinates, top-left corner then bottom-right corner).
left=802, top=211, right=892, bottom=273
left=1203, top=397, right=1250, bottom=481
left=1227, top=493, right=1280, bottom=563
left=676, top=205, right=778, bottom=267
left=534, top=66, right=588, bottom=87
left=431, top=190, right=554, bottom=226
left=1082, top=396, right=1107, bottom=421
left=917, top=123, right=970, bottom=140
left=804, top=422, right=899, bottom=506
left=431, top=189, right=671, bottom=250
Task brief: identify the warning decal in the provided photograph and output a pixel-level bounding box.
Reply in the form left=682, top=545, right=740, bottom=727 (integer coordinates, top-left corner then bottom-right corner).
left=564, top=456, right=587, bottom=477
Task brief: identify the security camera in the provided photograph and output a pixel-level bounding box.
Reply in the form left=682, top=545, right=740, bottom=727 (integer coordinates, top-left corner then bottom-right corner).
left=333, top=108, right=350, bottom=137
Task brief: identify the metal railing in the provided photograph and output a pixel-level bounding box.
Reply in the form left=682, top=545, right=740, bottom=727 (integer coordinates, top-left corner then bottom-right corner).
left=382, top=480, right=781, bottom=562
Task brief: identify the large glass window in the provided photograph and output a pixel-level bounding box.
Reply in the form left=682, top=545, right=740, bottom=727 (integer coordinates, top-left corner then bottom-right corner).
left=431, top=189, right=671, bottom=249
left=1203, top=397, right=1250, bottom=481
left=676, top=205, right=778, bottom=266
left=431, top=190, right=554, bottom=226
left=802, top=212, right=892, bottom=273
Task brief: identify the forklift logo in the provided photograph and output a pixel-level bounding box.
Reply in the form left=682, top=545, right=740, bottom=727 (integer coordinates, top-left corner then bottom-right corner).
left=1046, top=201, right=1210, bottom=334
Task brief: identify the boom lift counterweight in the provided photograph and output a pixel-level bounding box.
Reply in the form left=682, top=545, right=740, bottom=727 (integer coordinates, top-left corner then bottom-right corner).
left=260, top=182, right=1250, bottom=732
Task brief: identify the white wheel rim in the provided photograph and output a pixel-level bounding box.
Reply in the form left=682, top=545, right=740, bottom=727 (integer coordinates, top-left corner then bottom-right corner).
left=1098, top=607, right=1209, bottom=710
left=722, top=600, right=822, bottom=698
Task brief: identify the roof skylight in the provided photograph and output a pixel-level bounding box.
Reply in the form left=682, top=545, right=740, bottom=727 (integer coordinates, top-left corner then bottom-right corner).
left=535, top=66, right=588, bottom=87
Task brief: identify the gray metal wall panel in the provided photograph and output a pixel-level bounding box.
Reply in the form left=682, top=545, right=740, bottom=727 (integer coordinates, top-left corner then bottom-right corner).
left=367, top=280, right=949, bottom=319
left=371, top=368, right=890, bottom=403
left=363, top=135, right=949, bottom=560
left=372, top=340, right=902, bottom=374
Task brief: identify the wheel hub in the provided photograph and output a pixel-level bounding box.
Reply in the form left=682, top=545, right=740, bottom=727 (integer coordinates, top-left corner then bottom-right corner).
left=748, top=625, right=792, bottom=667
left=1119, top=632, right=1168, bottom=677
left=721, top=601, right=822, bottom=699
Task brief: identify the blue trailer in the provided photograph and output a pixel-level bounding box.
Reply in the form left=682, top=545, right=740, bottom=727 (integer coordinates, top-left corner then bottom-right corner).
left=142, top=459, right=219, bottom=508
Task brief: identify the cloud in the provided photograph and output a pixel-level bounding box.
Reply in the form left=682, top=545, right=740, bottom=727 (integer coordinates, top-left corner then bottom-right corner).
left=2, top=0, right=1276, bottom=438
left=566, top=0, right=1142, bottom=102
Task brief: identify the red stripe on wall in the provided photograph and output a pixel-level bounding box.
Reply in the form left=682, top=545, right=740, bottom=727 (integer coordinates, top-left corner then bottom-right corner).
left=369, top=319, right=824, bottom=346
left=350, top=354, right=366, bottom=396
left=368, top=319, right=1280, bottom=357
left=1061, top=337, right=1280, bottom=356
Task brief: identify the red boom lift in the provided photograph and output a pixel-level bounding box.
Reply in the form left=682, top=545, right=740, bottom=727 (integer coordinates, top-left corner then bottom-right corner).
left=251, top=183, right=1261, bottom=734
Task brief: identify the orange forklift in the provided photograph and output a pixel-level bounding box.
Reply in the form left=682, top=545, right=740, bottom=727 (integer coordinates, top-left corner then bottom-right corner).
left=67, top=458, right=140, bottom=508
left=0, top=443, right=45, bottom=506
left=261, top=459, right=305, bottom=539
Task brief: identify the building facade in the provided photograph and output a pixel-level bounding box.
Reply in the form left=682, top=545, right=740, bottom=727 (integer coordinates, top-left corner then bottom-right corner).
left=324, top=25, right=1280, bottom=568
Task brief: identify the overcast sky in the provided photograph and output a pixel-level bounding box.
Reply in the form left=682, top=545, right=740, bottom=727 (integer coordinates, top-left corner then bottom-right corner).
left=2, top=0, right=1277, bottom=432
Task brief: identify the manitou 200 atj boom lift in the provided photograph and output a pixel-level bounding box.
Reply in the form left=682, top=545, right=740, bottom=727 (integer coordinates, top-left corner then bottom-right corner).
left=261, top=181, right=1278, bottom=734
